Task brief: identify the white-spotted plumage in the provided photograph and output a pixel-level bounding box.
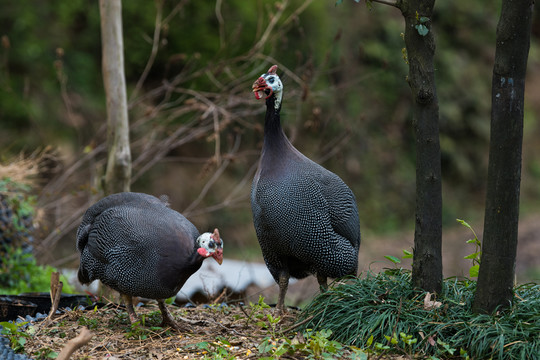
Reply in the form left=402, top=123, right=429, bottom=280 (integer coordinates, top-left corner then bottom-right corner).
left=76, top=192, right=223, bottom=330
left=251, top=65, right=361, bottom=314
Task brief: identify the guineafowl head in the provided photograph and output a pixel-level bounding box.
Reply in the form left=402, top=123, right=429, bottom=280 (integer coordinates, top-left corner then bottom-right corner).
left=196, top=228, right=224, bottom=265
left=252, top=65, right=283, bottom=110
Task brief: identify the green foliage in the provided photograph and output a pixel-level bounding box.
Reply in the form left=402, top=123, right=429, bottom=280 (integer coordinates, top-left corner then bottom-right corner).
left=0, top=177, right=35, bottom=239
left=124, top=322, right=168, bottom=340
left=0, top=321, right=30, bottom=353
left=457, top=218, right=481, bottom=277
left=258, top=329, right=348, bottom=360
left=415, top=15, right=430, bottom=36
left=77, top=314, right=99, bottom=330
left=124, top=311, right=170, bottom=340
left=0, top=244, right=74, bottom=294
left=298, top=270, right=540, bottom=359
left=384, top=255, right=401, bottom=264
left=190, top=339, right=236, bottom=360
left=1, top=177, right=73, bottom=294
left=33, top=347, right=59, bottom=359
left=384, top=249, right=412, bottom=267
left=243, top=295, right=271, bottom=325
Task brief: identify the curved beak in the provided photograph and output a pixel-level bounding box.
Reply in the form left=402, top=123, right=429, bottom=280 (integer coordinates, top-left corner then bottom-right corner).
left=212, top=247, right=223, bottom=265
left=252, top=77, right=273, bottom=100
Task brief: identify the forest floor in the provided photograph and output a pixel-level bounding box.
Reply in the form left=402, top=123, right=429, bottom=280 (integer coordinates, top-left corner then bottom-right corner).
left=14, top=213, right=539, bottom=359
left=18, top=301, right=404, bottom=360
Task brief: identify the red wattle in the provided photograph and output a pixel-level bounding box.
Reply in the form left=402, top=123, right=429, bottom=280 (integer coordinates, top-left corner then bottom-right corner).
left=197, top=248, right=209, bottom=257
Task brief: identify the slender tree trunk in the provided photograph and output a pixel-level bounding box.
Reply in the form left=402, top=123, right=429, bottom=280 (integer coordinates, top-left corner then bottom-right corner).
left=400, top=0, right=442, bottom=294
left=99, top=0, right=131, bottom=195
left=473, top=0, right=534, bottom=314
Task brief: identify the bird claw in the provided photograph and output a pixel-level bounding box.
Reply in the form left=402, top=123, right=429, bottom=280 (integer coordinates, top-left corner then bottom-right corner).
left=160, top=318, right=187, bottom=332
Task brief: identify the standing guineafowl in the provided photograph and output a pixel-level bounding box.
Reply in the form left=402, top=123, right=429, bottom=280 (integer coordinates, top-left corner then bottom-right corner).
left=76, top=192, right=223, bottom=330
left=251, top=65, right=361, bottom=314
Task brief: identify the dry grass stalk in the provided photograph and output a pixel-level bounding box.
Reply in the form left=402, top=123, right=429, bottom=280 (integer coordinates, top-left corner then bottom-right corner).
left=0, top=153, right=41, bottom=188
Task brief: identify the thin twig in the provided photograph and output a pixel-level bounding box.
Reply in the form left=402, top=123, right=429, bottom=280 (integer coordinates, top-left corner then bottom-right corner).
left=251, top=0, right=289, bottom=53
left=130, top=0, right=164, bottom=101
left=215, top=0, right=226, bottom=49
left=372, top=0, right=400, bottom=8
left=281, top=315, right=314, bottom=334
left=183, top=134, right=241, bottom=215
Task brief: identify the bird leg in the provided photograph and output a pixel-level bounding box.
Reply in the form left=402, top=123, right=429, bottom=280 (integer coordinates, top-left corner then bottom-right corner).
left=276, top=270, right=289, bottom=316
left=158, top=299, right=185, bottom=331
left=121, top=294, right=139, bottom=324
left=317, top=273, right=328, bottom=292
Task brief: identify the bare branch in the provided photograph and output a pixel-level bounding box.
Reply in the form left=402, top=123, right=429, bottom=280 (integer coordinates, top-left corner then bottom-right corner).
left=183, top=134, right=241, bottom=214
left=130, top=0, right=164, bottom=101
left=215, top=0, right=226, bottom=49
left=56, top=327, right=93, bottom=360
left=371, top=0, right=399, bottom=8
left=251, top=0, right=289, bottom=53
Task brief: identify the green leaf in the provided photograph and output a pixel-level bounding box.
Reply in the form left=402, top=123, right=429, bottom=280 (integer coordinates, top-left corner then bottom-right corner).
left=464, top=253, right=479, bottom=260
left=456, top=218, right=473, bottom=231
left=415, top=24, right=429, bottom=36
left=469, top=265, right=479, bottom=278
left=402, top=249, right=413, bottom=259
left=366, top=335, right=374, bottom=347
left=17, top=337, right=27, bottom=346
left=384, top=255, right=401, bottom=264
left=258, top=339, right=274, bottom=354
left=196, top=341, right=210, bottom=350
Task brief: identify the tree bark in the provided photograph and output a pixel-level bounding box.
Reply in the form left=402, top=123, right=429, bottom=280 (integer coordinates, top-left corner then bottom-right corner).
left=100, top=0, right=131, bottom=195
left=400, top=0, right=442, bottom=294
left=473, top=0, right=534, bottom=314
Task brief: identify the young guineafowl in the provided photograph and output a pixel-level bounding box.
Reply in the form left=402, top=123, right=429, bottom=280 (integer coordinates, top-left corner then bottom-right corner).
left=76, top=192, right=223, bottom=330
left=251, top=65, right=361, bottom=314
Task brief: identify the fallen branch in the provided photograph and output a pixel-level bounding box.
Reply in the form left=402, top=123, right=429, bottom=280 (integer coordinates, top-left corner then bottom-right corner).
left=56, top=327, right=93, bottom=360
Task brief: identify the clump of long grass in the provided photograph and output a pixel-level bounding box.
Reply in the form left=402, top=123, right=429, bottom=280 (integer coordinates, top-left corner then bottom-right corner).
left=298, top=269, right=539, bottom=359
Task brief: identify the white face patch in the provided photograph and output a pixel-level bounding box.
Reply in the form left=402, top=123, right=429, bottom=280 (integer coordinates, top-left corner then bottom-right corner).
left=260, top=72, right=283, bottom=110
left=253, top=65, right=284, bottom=111
left=197, top=232, right=223, bottom=254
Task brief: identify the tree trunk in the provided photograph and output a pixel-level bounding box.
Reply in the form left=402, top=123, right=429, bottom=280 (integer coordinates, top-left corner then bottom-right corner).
left=473, top=0, right=534, bottom=314
left=401, top=0, right=442, bottom=294
left=99, top=0, right=131, bottom=195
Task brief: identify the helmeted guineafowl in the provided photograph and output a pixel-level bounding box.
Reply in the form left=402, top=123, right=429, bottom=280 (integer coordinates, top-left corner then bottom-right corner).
left=76, top=192, right=223, bottom=330
left=251, top=65, right=361, bottom=314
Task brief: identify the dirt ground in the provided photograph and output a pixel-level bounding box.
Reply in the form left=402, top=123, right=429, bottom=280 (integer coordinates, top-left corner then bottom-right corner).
left=19, top=301, right=396, bottom=360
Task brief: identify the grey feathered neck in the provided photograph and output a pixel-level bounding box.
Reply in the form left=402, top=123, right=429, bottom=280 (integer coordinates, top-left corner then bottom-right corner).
left=264, top=95, right=286, bottom=146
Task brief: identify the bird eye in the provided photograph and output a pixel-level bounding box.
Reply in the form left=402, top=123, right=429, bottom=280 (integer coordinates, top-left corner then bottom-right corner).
left=268, top=77, right=275, bottom=84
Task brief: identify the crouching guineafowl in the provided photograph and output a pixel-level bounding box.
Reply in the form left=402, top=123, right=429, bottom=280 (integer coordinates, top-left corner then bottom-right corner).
left=76, top=192, right=223, bottom=330
left=251, top=65, right=361, bottom=314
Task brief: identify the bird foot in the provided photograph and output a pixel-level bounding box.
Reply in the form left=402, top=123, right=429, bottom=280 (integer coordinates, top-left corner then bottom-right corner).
left=157, top=299, right=188, bottom=332
left=160, top=317, right=187, bottom=332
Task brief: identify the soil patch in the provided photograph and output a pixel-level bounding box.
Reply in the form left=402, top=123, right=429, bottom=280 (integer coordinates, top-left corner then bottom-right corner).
left=15, top=301, right=380, bottom=359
